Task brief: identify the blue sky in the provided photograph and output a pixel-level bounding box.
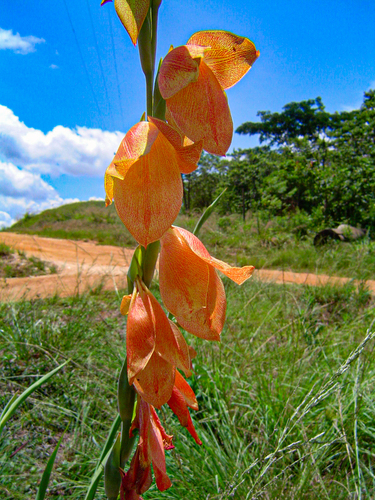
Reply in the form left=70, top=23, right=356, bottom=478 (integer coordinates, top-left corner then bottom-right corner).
left=0, top=0, right=374, bottom=227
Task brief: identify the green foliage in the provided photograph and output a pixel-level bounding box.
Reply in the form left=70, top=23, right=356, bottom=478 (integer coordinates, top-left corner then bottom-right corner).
left=181, top=89, right=375, bottom=232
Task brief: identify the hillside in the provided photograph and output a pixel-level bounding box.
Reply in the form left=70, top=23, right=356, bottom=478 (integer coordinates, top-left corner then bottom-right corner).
left=4, top=201, right=137, bottom=248
left=3, top=201, right=375, bottom=281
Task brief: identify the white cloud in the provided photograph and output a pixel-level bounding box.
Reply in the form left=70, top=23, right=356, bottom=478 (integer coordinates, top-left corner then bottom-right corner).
left=0, top=27, right=45, bottom=55
left=0, top=104, right=124, bottom=229
left=49, top=64, right=59, bottom=69
left=0, top=161, right=79, bottom=228
left=0, top=105, right=123, bottom=177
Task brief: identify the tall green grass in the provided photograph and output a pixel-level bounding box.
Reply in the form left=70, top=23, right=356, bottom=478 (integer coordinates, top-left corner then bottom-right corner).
left=1, top=277, right=374, bottom=498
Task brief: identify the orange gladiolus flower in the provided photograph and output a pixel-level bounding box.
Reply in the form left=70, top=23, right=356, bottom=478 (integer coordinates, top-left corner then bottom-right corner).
left=101, top=0, right=150, bottom=46
left=123, top=279, right=192, bottom=408
left=105, top=118, right=202, bottom=247
left=159, top=226, right=255, bottom=340
left=158, top=30, right=259, bottom=155
left=127, top=396, right=174, bottom=493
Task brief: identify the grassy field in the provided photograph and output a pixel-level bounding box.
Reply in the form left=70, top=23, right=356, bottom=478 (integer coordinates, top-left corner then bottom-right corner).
left=1, top=277, right=375, bottom=499
left=2, top=202, right=375, bottom=498
left=3, top=201, right=375, bottom=280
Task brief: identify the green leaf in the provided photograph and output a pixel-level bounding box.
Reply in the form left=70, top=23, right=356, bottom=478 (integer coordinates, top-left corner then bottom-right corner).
left=0, top=359, right=70, bottom=435
left=84, top=414, right=122, bottom=500
left=193, top=188, right=227, bottom=237
left=104, top=433, right=122, bottom=500
left=85, top=448, right=112, bottom=500
left=35, top=430, right=66, bottom=500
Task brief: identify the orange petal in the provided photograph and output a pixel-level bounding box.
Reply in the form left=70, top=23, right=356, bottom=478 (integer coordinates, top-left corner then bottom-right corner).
left=167, top=378, right=201, bottom=445
left=127, top=294, right=155, bottom=383
left=158, top=45, right=207, bottom=99
left=168, top=320, right=191, bottom=377
left=176, top=226, right=255, bottom=285
left=174, top=370, right=198, bottom=410
left=134, top=352, right=175, bottom=408
left=139, top=287, right=183, bottom=370
left=106, top=121, right=158, bottom=181
left=114, top=0, right=150, bottom=46
left=159, top=227, right=225, bottom=340
left=113, top=128, right=183, bottom=247
left=149, top=116, right=203, bottom=174
left=188, top=30, right=260, bottom=90
left=166, top=60, right=233, bottom=155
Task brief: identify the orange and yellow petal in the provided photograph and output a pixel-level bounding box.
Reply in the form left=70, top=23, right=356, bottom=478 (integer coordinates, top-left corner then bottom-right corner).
left=176, top=226, right=255, bottom=284
left=158, top=45, right=208, bottom=99
left=148, top=117, right=203, bottom=174
left=114, top=0, right=150, bottom=46
left=166, top=60, right=233, bottom=155
left=159, top=227, right=225, bottom=340
left=112, top=126, right=183, bottom=247
left=187, top=30, right=260, bottom=90
left=127, top=294, right=156, bottom=383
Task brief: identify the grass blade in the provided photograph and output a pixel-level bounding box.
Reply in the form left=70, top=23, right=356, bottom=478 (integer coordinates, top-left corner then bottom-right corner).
left=35, top=431, right=66, bottom=500
left=193, top=188, right=227, bottom=237
left=0, top=359, right=70, bottom=435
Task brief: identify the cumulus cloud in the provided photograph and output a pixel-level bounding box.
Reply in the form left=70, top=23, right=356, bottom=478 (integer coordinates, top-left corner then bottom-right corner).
left=0, top=27, right=45, bottom=55
left=0, top=161, right=79, bottom=228
left=0, top=104, right=123, bottom=229
left=0, top=105, right=123, bottom=176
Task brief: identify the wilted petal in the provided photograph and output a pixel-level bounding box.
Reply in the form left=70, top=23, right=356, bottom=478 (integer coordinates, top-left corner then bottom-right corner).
left=166, top=60, right=233, bottom=155
left=134, top=352, right=175, bottom=408
left=148, top=406, right=173, bottom=491
left=114, top=0, right=150, bottom=46
left=187, top=31, right=260, bottom=90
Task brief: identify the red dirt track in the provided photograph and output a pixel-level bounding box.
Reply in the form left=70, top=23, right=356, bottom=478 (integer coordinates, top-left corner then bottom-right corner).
left=0, top=232, right=374, bottom=302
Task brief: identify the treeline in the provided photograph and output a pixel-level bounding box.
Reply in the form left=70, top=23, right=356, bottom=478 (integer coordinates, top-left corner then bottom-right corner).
left=183, top=90, right=375, bottom=232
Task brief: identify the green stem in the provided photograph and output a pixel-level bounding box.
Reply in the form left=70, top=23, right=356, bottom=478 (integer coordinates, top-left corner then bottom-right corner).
left=145, top=71, right=154, bottom=117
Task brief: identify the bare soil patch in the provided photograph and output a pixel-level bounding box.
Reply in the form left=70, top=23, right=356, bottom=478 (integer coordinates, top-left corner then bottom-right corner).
left=1, top=232, right=374, bottom=302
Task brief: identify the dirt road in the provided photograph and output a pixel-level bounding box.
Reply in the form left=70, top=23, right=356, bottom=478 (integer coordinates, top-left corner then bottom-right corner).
left=1, top=232, right=374, bottom=302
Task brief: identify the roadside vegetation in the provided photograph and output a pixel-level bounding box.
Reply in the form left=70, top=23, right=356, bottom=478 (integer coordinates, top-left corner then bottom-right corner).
left=1, top=278, right=374, bottom=499
left=4, top=202, right=375, bottom=281
left=0, top=242, right=57, bottom=279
